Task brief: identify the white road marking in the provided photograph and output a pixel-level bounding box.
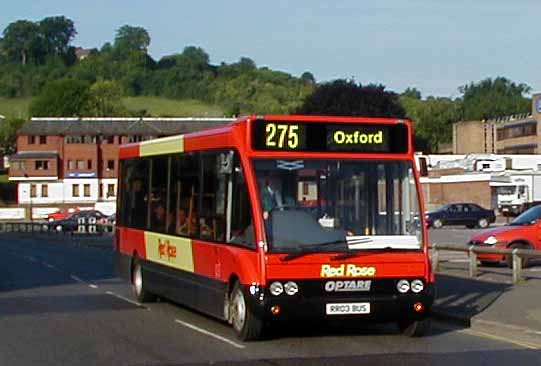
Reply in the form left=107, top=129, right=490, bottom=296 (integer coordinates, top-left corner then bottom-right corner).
left=174, top=319, right=246, bottom=349
left=89, top=284, right=98, bottom=289
left=460, top=329, right=539, bottom=350
left=70, top=275, right=85, bottom=283
left=105, top=291, right=147, bottom=308
left=24, top=256, right=38, bottom=263
left=43, top=262, right=61, bottom=272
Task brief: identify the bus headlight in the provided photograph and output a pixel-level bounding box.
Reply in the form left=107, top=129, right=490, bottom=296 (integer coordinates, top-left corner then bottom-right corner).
left=269, top=281, right=284, bottom=296
left=397, top=279, right=410, bottom=293
left=411, top=279, right=424, bottom=293
left=284, top=281, right=299, bottom=295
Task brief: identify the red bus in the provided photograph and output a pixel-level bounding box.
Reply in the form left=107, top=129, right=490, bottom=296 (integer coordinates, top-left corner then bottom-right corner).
left=114, top=115, right=434, bottom=340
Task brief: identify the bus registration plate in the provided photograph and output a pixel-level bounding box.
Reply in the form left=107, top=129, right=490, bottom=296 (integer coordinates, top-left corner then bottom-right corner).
left=325, top=302, right=370, bottom=315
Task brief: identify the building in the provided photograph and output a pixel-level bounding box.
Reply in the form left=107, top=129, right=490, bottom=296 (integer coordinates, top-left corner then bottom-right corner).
left=8, top=117, right=234, bottom=217
left=452, top=93, right=541, bottom=154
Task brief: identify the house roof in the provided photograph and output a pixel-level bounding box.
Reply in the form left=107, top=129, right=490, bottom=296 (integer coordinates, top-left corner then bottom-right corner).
left=17, top=117, right=236, bottom=136
left=11, top=151, right=59, bottom=160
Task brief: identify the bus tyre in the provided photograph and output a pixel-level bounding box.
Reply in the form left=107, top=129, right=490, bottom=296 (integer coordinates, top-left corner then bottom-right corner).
left=132, top=260, right=156, bottom=303
left=432, top=219, right=443, bottom=229
left=506, top=243, right=529, bottom=269
left=477, top=218, right=489, bottom=228
left=229, top=282, right=263, bottom=341
left=398, top=318, right=430, bottom=337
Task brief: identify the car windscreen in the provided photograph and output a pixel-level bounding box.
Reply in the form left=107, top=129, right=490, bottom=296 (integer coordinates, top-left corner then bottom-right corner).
left=510, top=206, right=541, bottom=225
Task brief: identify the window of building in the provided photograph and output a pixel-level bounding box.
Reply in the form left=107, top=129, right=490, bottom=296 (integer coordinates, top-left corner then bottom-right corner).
left=66, top=136, right=83, bottom=144
left=107, top=184, right=115, bottom=197
left=128, top=135, right=143, bottom=143
left=12, top=161, right=26, bottom=170
left=105, top=136, right=115, bottom=144
left=107, top=160, right=115, bottom=171
left=72, top=184, right=80, bottom=197
left=28, top=136, right=36, bottom=144
left=39, top=136, right=47, bottom=144
left=41, top=184, right=48, bottom=197
left=30, top=184, right=37, bottom=198
left=87, top=160, right=92, bottom=169
left=76, top=160, right=85, bottom=169
left=35, top=160, right=49, bottom=170
left=84, top=184, right=91, bottom=197
left=83, top=135, right=96, bottom=144
left=497, top=122, right=537, bottom=141
left=68, top=160, right=75, bottom=170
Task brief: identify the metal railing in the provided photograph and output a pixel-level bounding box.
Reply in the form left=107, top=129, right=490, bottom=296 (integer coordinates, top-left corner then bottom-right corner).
left=0, top=221, right=114, bottom=234
left=431, top=243, right=541, bottom=284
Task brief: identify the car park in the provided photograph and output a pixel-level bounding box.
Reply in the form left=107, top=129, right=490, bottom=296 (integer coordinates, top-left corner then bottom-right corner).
left=426, top=203, right=495, bottom=229
left=469, top=205, right=541, bottom=267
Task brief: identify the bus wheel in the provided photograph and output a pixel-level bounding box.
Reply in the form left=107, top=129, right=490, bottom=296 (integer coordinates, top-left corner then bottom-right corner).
left=132, top=259, right=156, bottom=303
left=229, top=282, right=263, bottom=341
left=398, top=318, right=430, bottom=337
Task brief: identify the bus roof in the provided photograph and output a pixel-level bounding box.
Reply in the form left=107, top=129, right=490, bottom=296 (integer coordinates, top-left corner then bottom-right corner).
left=118, top=115, right=412, bottom=160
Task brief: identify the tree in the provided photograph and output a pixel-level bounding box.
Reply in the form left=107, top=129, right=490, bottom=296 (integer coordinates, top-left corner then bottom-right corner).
left=402, top=87, right=421, bottom=100
left=0, top=117, right=26, bottom=155
left=29, top=79, right=90, bottom=117
left=400, top=95, right=462, bottom=152
left=300, top=71, right=316, bottom=85
left=86, top=80, right=126, bottom=116
left=460, top=77, right=531, bottom=121
left=2, top=20, right=40, bottom=65
left=38, top=16, right=77, bottom=57
left=297, top=79, right=405, bottom=117
left=114, top=25, right=150, bottom=54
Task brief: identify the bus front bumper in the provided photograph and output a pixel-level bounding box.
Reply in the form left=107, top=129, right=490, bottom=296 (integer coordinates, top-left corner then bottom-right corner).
left=244, top=283, right=435, bottom=324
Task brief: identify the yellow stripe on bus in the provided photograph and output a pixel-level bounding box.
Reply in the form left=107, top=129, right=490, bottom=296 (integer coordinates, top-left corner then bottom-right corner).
left=140, top=135, right=184, bottom=157
left=144, top=232, right=194, bottom=272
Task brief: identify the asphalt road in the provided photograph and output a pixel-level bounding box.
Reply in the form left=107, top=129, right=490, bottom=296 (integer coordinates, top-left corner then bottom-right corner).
left=1, top=233, right=540, bottom=366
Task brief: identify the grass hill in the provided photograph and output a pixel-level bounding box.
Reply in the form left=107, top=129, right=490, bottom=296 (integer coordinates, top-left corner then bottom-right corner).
left=0, top=96, right=224, bottom=119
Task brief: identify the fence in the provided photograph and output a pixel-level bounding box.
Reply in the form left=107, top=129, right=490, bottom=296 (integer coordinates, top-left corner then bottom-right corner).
left=0, top=220, right=114, bottom=234
left=431, top=243, right=541, bottom=284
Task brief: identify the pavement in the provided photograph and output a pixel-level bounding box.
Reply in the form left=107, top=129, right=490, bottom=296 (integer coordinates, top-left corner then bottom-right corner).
left=433, top=272, right=541, bottom=348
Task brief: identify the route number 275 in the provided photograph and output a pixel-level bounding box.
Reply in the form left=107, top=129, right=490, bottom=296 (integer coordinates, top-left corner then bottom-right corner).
left=265, top=123, right=300, bottom=149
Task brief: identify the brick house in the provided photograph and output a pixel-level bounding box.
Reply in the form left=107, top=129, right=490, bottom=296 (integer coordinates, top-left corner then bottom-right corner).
left=9, top=117, right=233, bottom=217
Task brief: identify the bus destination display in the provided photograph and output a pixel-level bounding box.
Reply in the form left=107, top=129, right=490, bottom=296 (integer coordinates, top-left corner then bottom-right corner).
left=252, top=119, right=408, bottom=153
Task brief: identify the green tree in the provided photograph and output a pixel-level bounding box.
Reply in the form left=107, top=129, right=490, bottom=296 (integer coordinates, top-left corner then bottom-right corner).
left=400, top=95, right=462, bottom=152
left=29, top=79, right=90, bottom=117
left=0, top=117, right=26, bottom=155
left=297, top=79, right=405, bottom=117
left=402, top=87, right=421, bottom=100
left=2, top=20, right=40, bottom=65
left=38, top=16, right=77, bottom=57
left=114, top=25, right=150, bottom=54
left=300, top=71, right=316, bottom=85
left=460, top=77, right=531, bottom=120
left=86, top=80, right=127, bottom=116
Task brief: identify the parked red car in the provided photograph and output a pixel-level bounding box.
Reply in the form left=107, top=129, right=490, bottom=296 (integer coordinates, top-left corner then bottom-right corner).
left=47, top=208, right=80, bottom=222
left=469, top=205, right=541, bottom=267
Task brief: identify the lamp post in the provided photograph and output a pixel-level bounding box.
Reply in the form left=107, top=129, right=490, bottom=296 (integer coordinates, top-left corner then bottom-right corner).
left=24, top=172, right=33, bottom=232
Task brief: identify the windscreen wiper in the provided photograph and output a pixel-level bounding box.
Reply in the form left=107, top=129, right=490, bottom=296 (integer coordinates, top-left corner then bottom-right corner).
left=330, top=247, right=417, bottom=261
left=280, top=240, right=348, bottom=262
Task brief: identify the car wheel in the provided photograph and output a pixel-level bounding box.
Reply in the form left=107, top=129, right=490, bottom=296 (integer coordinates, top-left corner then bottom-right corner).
left=432, top=219, right=443, bottom=229
left=465, top=223, right=476, bottom=229
left=132, top=259, right=156, bottom=303
left=506, top=243, right=530, bottom=269
left=398, top=318, right=430, bottom=337
left=477, top=218, right=489, bottom=228
left=229, top=281, right=263, bottom=341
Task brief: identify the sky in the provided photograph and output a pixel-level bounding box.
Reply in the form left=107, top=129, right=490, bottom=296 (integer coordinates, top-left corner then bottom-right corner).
left=2, top=0, right=541, bottom=97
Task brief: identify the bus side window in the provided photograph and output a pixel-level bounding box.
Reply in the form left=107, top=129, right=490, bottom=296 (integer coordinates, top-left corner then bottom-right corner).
left=121, top=158, right=149, bottom=229
left=228, top=154, right=255, bottom=248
